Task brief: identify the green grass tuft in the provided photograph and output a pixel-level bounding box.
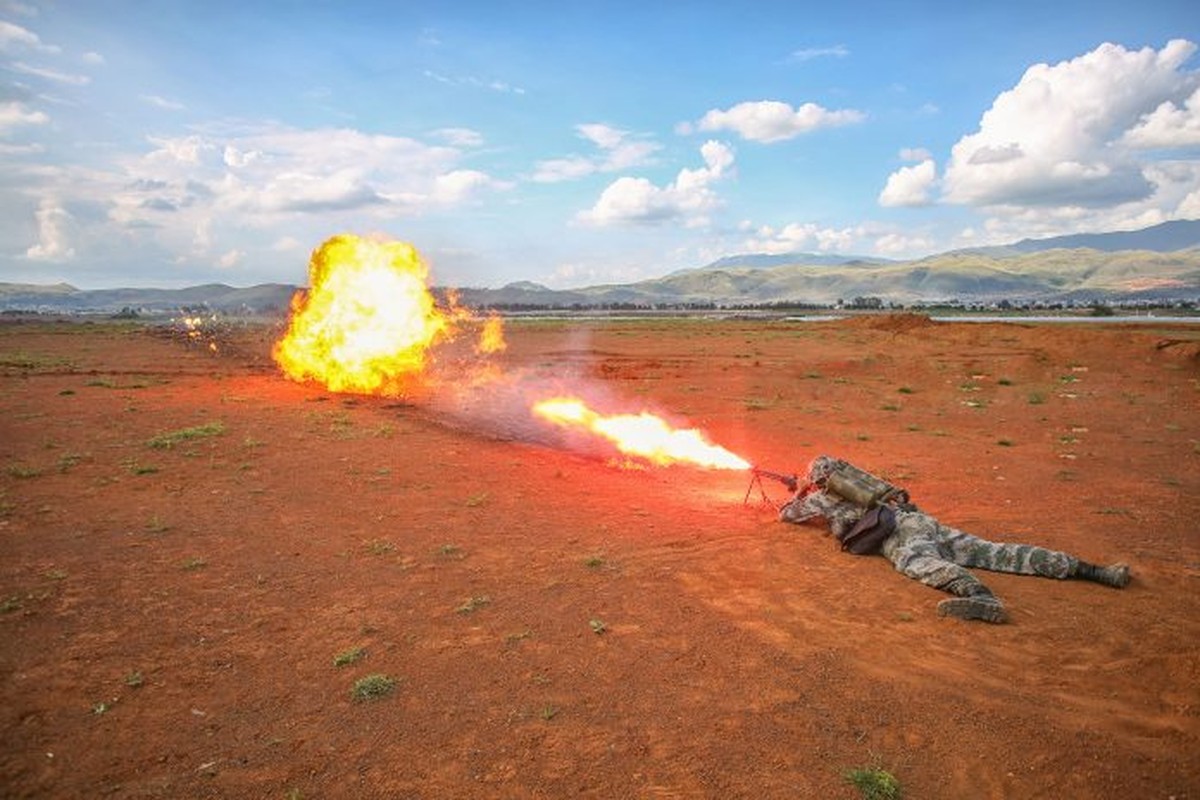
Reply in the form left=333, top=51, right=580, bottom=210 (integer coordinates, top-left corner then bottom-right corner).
left=845, top=766, right=902, bottom=800
left=351, top=674, right=395, bottom=702
left=148, top=422, right=225, bottom=449
left=456, top=596, right=491, bottom=614
left=334, top=646, right=366, bottom=667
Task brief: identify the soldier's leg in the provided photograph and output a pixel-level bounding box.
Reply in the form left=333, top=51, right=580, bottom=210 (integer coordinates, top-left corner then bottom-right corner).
left=881, top=518, right=1007, bottom=623
left=937, top=523, right=1131, bottom=587
left=937, top=524, right=1076, bottom=578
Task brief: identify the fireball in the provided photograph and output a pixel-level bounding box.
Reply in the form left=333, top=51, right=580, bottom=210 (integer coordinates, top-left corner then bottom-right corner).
left=533, top=396, right=750, bottom=470
left=273, top=234, right=451, bottom=395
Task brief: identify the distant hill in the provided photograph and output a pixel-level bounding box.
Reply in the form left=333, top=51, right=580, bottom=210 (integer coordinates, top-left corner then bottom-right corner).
left=672, top=252, right=893, bottom=274
left=3, top=221, right=1198, bottom=313
left=955, top=219, right=1200, bottom=258
left=0, top=282, right=297, bottom=315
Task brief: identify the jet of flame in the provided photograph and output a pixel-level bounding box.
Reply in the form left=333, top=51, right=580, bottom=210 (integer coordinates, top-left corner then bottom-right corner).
left=533, top=396, right=751, bottom=470
left=273, top=234, right=455, bottom=395
left=273, top=234, right=748, bottom=474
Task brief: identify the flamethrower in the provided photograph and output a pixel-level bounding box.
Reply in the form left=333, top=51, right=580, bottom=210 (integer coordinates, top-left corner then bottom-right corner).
left=743, top=466, right=802, bottom=508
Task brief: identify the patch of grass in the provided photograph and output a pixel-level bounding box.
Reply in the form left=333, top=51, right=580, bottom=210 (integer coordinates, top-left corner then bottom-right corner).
left=0, top=351, right=71, bottom=370
left=147, top=421, right=225, bottom=450
left=86, top=378, right=117, bottom=388
left=583, top=555, right=606, bottom=569
left=456, top=596, right=491, bottom=614
left=124, top=670, right=144, bottom=688
left=6, top=463, right=43, bottom=479
left=589, top=619, right=607, bottom=635
left=880, top=403, right=900, bottom=412
left=333, top=646, right=366, bottom=667
left=365, top=539, right=396, bottom=556
left=996, top=438, right=1014, bottom=447
left=327, top=412, right=354, bottom=437
left=0, top=596, right=22, bottom=614
left=743, top=397, right=773, bottom=411
left=123, top=458, right=159, bottom=475
left=59, top=389, right=75, bottom=396
left=351, top=674, right=395, bottom=702
left=1095, top=507, right=1134, bottom=517
left=464, top=492, right=489, bottom=508
left=146, top=515, right=170, bottom=534
left=180, top=556, right=206, bottom=571
left=845, top=765, right=902, bottom=800
left=438, top=543, right=463, bottom=558
left=57, top=453, right=83, bottom=473
left=897, top=386, right=915, bottom=394
left=540, top=704, right=559, bottom=721
left=506, top=629, right=534, bottom=645
left=997, top=377, right=1014, bottom=386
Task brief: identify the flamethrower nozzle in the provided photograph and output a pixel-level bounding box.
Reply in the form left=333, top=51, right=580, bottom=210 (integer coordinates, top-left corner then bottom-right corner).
left=749, top=466, right=800, bottom=494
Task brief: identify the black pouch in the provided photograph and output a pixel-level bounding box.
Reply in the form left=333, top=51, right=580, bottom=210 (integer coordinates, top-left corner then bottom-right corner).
left=837, top=505, right=896, bottom=555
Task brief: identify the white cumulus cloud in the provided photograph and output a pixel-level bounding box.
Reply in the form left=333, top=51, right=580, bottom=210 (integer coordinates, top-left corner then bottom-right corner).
left=942, top=39, right=1200, bottom=209
left=0, top=20, right=59, bottom=53
left=879, top=159, right=937, bottom=207
left=742, top=221, right=860, bottom=254
left=788, top=45, right=849, bottom=62
left=25, top=197, right=75, bottom=261
left=1123, top=85, right=1200, bottom=148
left=694, top=100, right=865, bottom=143
left=432, top=127, right=484, bottom=147
left=9, top=60, right=89, bottom=85
left=577, top=140, right=733, bottom=226
left=533, top=123, right=661, bottom=183
left=0, top=100, right=48, bottom=131
left=141, top=94, right=185, bottom=111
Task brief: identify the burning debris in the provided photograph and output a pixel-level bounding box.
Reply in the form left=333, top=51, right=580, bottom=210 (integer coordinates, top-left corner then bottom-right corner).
left=273, top=234, right=756, bottom=475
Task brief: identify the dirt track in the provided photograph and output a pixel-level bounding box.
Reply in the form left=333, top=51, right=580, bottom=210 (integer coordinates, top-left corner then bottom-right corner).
left=1, top=314, right=1198, bottom=799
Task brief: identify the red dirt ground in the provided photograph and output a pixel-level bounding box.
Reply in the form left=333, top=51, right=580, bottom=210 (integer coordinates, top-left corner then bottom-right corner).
left=1, top=314, right=1197, bottom=799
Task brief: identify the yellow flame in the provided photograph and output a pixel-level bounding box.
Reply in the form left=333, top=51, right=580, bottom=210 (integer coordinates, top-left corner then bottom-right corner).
left=272, top=234, right=450, bottom=395
left=533, top=396, right=750, bottom=470
left=477, top=314, right=506, bottom=354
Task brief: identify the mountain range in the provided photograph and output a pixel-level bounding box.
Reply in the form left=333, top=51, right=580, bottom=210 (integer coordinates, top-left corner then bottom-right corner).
left=3, top=220, right=1199, bottom=314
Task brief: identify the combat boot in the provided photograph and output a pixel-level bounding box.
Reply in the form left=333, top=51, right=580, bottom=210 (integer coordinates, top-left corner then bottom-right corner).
left=1070, top=561, right=1131, bottom=588
left=936, top=584, right=1008, bottom=624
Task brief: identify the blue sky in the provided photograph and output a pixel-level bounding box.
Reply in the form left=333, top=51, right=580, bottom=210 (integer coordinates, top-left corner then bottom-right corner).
left=1, top=1, right=1198, bottom=289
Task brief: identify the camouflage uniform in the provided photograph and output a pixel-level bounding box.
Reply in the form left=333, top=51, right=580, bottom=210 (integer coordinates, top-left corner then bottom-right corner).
left=779, top=455, right=1129, bottom=623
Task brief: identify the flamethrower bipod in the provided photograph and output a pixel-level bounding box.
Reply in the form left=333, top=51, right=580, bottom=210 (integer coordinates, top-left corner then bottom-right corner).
left=743, top=466, right=802, bottom=509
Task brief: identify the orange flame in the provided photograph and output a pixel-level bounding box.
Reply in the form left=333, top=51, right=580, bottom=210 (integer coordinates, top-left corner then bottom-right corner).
left=272, top=234, right=452, bottom=395
left=533, top=396, right=750, bottom=470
